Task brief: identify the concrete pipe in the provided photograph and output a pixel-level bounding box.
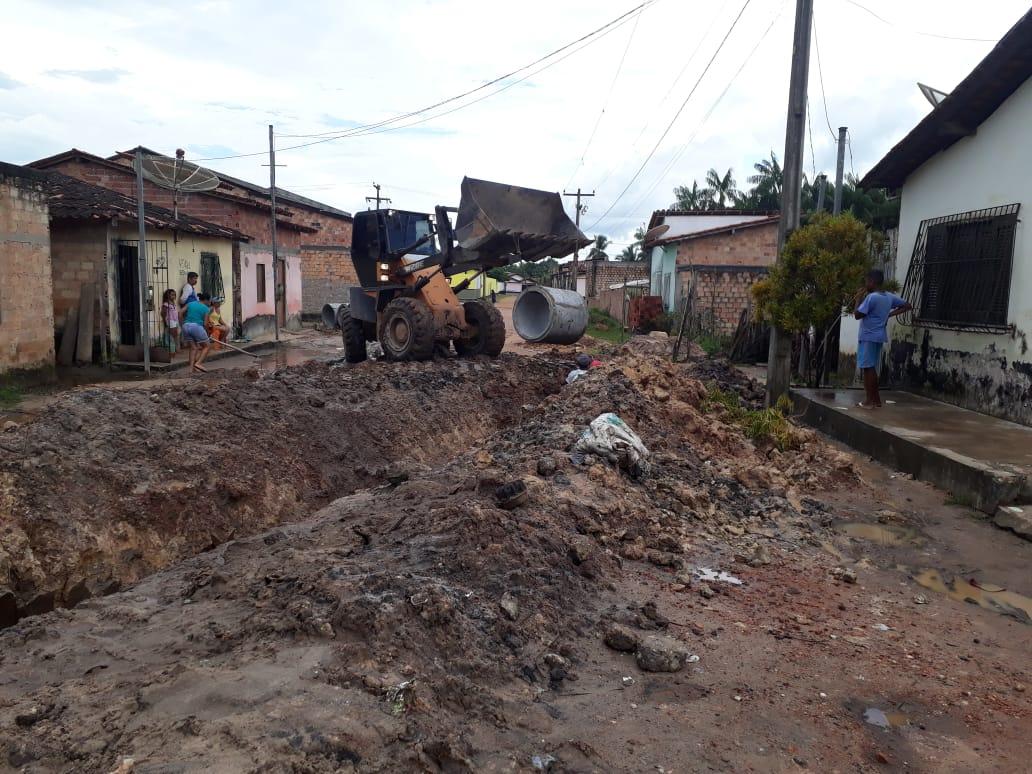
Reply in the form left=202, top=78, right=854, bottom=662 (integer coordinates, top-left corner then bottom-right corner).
left=321, top=303, right=344, bottom=329
left=512, top=286, right=588, bottom=344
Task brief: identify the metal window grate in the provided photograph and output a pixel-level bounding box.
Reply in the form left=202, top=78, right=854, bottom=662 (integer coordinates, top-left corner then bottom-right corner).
left=200, top=252, right=225, bottom=300
left=899, top=203, right=1019, bottom=332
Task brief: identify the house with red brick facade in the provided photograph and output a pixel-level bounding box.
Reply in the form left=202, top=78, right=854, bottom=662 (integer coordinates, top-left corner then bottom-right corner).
left=29, top=148, right=354, bottom=338
left=644, top=209, right=779, bottom=336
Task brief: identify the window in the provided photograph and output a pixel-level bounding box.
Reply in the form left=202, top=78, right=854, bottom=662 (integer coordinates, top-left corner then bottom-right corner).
left=200, top=252, right=224, bottom=300
left=902, top=204, right=1019, bottom=331
left=256, top=263, right=266, bottom=302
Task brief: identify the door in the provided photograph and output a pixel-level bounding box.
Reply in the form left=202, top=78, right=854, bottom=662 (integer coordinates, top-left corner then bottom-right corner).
left=116, top=243, right=140, bottom=346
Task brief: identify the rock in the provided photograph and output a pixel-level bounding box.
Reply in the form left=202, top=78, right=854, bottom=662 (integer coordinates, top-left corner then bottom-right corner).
left=543, top=652, right=570, bottom=671
left=603, top=623, right=639, bottom=653
left=499, top=592, right=519, bottom=620
left=567, top=536, right=595, bottom=565
left=3, top=420, right=17, bottom=431
left=536, top=456, right=557, bottom=477
left=748, top=544, right=771, bottom=568
left=14, top=704, right=52, bottom=727
left=831, top=567, right=857, bottom=584
left=647, top=331, right=669, bottom=339
left=698, top=583, right=716, bottom=599
left=993, top=506, right=1032, bottom=541
left=307, top=395, right=326, bottom=408
left=635, top=634, right=691, bottom=673
left=0, top=590, right=18, bottom=628
left=495, top=480, right=529, bottom=510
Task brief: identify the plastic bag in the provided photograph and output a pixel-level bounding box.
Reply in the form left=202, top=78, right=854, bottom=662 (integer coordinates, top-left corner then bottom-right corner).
left=572, top=413, right=650, bottom=475
left=565, top=368, right=588, bottom=384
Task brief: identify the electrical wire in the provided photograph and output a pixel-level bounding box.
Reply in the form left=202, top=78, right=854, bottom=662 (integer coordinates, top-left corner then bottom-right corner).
left=189, top=1, right=654, bottom=162
left=806, top=99, right=817, bottom=180
left=608, top=0, right=783, bottom=224
left=811, top=12, right=836, bottom=141
left=846, top=129, right=857, bottom=180
left=840, top=0, right=998, bottom=43
left=585, top=0, right=754, bottom=231
left=564, top=4, right=646, bottom=189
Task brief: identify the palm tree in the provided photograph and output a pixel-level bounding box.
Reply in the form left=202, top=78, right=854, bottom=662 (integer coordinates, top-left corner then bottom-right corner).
left=672, top=180, right=708, bottom=210
left=705, top=167, right=739, bottom=208
left=619, top=244, right=638, bottom=261
left=746, top=151, right=782, bottom=207
left=588, top=235, right=610, bottom=260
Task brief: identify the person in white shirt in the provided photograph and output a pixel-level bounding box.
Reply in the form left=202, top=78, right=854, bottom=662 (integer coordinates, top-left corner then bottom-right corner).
left=179, top=271, right=200, bottom=306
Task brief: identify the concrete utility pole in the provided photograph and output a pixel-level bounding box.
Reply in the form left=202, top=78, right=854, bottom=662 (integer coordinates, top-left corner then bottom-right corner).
left=833, top=126, right=847, bottom=215
left=563, top=188, right=594, bottom=294
left=264, top=124, right=286, bottom=343
left=134, top=148, right=151, bottom=376
left=766, top=0, right=814, bottom=406
left=815, top=173, right=827, bottom=213
left=366, top=183, right=391, bottom=210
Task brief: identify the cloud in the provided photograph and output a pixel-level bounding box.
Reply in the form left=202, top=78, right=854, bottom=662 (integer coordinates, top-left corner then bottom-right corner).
left=0, top=71, right=21, bottom=89
left=186, top=144, right=238, bottom=159
left=46, top=68, right=128, bottom=84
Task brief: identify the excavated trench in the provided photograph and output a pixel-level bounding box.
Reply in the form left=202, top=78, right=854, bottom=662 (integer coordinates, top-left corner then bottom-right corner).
left=0, top=354, right=565, bottom=626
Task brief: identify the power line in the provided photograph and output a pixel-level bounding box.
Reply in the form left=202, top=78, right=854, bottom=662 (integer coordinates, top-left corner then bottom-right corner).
left=840, top=0, right=998, bottom=43
left=806, top=99, right=817, bottom=179
left=586, top=0, right=754, bottom=231
left=189, top=1, right=654, bottom=162
left=846, top=129, right=857, bottom=179
left=811, top=12, right=836, bottom=141
left=565, top=4, right=646, bottom=189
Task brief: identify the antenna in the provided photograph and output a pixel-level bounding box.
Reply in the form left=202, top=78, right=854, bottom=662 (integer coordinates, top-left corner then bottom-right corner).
left=917, top=82, right=949, bottom=108
left=136, top=148, right=221, bottom=219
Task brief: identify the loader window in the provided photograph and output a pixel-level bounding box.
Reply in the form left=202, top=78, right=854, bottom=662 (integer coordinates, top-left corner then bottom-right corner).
left=385, top=212, right=437, bottom=257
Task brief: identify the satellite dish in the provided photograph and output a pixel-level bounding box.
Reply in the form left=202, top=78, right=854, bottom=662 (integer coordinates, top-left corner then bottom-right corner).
left=135, top=149, right=220, bottom=219
left=918, top=83, right=949, bottom=108
left=644, top=223, right=670, bottom=243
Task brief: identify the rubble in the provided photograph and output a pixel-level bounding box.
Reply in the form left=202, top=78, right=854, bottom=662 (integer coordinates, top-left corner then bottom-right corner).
left=635, top=633, right=692, bottom=673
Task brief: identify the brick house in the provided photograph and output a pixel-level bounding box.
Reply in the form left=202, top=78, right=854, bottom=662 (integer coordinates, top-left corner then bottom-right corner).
left=644, top=210, right=779, bottom=336
left=549, top=258, right=648, bottom=299
left=0, top=164, right=55, bottom=380
left=29, top=148, right=354, bottom=338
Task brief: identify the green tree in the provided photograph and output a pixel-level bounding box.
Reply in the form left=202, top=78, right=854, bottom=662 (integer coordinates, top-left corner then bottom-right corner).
left=619, top=244, right=639, bottom=261
left=704, top=167, right=739, bottom=208
left=752, top=214, right=873, bottom=386
left=743, top=151, right=782, bottom=210
left=672, top=180, right=708, bottom=209
left=588, top=234, right=610, bottom=260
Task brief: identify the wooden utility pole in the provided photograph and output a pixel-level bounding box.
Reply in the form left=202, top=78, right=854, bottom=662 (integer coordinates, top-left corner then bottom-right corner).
left=366, top=183, right=391, bottom=210
left=563, top=188, right=594, bottom=294
left=833, top=126, right=847, bottom=215
left=766, top=0, right=813, bottom=406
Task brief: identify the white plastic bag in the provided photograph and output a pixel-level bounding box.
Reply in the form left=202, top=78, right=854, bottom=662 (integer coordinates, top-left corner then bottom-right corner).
left=572, top=413, right=650, bottom=473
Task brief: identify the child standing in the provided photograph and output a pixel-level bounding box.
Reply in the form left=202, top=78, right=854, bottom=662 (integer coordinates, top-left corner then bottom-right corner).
left=161, top=289, right=180, bottom=358
left=205, top=297, right=230, bottom=350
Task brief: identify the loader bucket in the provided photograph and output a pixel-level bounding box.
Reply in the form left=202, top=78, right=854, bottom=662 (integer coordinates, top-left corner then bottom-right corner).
left=453, top=177, right=590, bottom=268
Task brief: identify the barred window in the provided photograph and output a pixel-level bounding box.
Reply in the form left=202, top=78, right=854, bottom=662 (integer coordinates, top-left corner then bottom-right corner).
left=900, top=204, right=1019, bottom=332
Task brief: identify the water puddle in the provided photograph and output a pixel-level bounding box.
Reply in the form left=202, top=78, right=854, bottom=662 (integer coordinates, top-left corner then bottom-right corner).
left=914, top=569, right=1032, bottom=625
left=838, top=522, right=922, bottom=546
left=863, top=707, right=909, bottom=729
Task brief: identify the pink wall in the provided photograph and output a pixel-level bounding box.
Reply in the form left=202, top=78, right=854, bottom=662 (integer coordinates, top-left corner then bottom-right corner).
left=240, top=247, right=302, bottom=331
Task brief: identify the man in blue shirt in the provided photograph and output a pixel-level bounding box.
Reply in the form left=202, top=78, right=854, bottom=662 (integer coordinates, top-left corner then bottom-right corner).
left=182, top=292, right=212, bottom=373
left=854, top=269, right=911, bottom=408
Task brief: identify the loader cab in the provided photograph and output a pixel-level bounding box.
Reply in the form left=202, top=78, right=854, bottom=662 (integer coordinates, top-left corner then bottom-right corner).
left=351, top=209, right=440, bottom=286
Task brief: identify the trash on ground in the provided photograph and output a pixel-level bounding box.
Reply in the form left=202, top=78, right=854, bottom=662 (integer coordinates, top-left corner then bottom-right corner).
left=495, top=480, right=529, bottom=510
left=572, top=413, right=649, bottom=474
left=565, top=368, right=588, bottom=384
left=694, top=568, right=743, bottom=586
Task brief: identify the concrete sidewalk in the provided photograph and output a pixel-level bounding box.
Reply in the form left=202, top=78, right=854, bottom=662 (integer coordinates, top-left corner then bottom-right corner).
left=791, top=387, right=1032, bottom=518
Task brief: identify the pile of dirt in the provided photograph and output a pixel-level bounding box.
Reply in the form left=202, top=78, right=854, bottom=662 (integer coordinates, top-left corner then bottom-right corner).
left=0, top=354, right=567, bottom=623
left=0, top=344, right=864, bottom=771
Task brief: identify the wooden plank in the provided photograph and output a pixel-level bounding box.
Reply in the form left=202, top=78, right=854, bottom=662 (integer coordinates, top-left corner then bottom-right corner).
left=75, top=283, right=95, bottom=364
left=97, top=269, right=109, bottom=365
left=57, top=305, right=79, bottom=367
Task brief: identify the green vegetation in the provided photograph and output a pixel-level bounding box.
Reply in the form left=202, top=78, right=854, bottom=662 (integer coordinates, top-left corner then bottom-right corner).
left=0, top=385, right=22, bottom=409
left=704, top=386, right=799, bottom=451
left=695, top=332, right=728, bottom=356
left=586, top=307, right=626, bottom=343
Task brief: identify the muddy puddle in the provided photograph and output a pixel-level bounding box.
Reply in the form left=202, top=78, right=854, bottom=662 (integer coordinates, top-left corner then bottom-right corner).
left=838, top=522, right=923, bottom=546
left=863, top=707, right=909, bottom=729
left=914, top=569, right=1032, bottom=624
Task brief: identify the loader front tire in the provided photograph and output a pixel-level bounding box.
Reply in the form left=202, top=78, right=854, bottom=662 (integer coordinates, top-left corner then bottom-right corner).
left=455, top=300, right=505, bottom=358
left=379, top=297, right=435, bottom=361
left=339, top=306, right=367, bottom=363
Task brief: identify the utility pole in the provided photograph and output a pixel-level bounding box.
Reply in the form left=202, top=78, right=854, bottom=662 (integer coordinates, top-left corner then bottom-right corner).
left=766, top=0, right=813, bottom=406
left=264, top=124, right=286, bottom=343
left=833, top=126, right=847, bottom=215
left=366, top=182, right=391, bottom=210
left=563, top=188, right=594, bottom=294
left=134, top=148, right=151, bottom=376
left=815, top=173, right=827, bottom=213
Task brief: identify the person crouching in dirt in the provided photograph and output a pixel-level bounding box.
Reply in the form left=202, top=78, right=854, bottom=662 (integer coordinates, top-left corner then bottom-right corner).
left=853, top=269, right=910, bottom=409
left=205, top=296, right=230, bottom=350
left=182, top=292, right=213, bottom=373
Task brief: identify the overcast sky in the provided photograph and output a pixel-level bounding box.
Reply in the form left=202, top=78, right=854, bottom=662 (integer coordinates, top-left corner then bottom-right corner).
left=1, top=0, right=1026, bottom=247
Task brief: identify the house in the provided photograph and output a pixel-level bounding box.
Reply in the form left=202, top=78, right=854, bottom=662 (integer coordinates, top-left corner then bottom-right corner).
left=549, top=258, right=648, bottom=300
left=501, top=274, right=528, bottom=294
left=28, top=148, right=354, bottom=338
left=0, top=164, right=55, bottom=380
left=644, top=209, right=779, bottom=335
left=450, top=270, right=499, bottom=301
left=860, top=8, right=1032, bottom=425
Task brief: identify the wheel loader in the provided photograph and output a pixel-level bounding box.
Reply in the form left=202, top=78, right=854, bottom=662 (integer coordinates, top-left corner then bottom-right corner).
left=339, top=176, right=589, bottom=362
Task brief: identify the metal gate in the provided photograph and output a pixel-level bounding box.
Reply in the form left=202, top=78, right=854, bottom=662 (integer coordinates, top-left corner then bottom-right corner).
left=114, top=239, right=169, bottom=346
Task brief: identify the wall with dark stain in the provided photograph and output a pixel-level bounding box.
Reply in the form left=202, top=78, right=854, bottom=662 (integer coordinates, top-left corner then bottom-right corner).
left=889, top=326, right=1032, bottom=426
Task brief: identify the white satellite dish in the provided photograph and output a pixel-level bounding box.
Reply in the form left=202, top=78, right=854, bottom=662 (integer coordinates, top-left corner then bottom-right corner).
left=135, top=149, right=220, bottom=218
left=918, top=83, right=949, bottom=109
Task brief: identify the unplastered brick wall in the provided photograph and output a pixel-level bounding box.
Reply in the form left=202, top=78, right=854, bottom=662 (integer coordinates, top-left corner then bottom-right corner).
left=299, top=246, right=358, bottom=311
left=585, top=260, right=648, bottom=297
left=0, top=171, right=56, bottom=374
left=49, top=220, right=107, bottom=332
left=674, top=222, right=777, bottom=267
left=683, top=268, right=767, bottom=335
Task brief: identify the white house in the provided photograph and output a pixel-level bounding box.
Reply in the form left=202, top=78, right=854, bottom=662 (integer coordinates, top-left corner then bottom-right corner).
left=860, top=8, right=1032, bottom=426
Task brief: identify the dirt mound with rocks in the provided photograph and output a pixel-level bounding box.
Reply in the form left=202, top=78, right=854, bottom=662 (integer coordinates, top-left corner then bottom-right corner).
left=0, top=344, right=862, bottom=771
left=0, top=354, right=566, bottom=624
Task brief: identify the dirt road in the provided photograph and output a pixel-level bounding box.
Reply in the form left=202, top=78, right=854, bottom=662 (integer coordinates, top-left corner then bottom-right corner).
left=0, top=344, right=1028, bottom=772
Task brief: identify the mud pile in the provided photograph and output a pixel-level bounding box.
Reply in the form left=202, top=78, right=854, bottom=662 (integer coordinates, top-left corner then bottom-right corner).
left=0, top=354, right=565, bottom=622
left=0, top=344, right=861, bottom=771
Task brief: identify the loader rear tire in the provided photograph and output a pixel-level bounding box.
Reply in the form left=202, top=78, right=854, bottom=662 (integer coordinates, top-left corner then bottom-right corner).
left=455, top=300, right=505, bottom=358
left=379, top=297, right=435, bottom=361
left=339, top=306, right=367, bottom=363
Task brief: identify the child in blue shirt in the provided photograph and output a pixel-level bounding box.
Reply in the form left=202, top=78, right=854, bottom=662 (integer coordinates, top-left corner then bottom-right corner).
left=853, top=269, right=911, bottom=409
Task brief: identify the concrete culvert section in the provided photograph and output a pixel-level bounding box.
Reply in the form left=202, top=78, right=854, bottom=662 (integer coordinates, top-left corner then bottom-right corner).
left=321, top=303, right=344, bottom=329
left=512, top=286, right=588, bottom=344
